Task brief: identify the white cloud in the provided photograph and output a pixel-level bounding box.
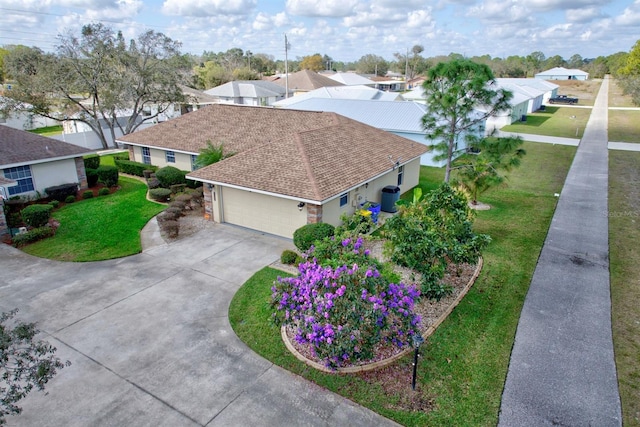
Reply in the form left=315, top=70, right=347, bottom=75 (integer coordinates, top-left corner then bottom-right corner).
left=467, top=0, right=531, bottom=24
left=526, top=0, right=610, bottom=12
left=286, top=0, right=359, bottom=17
left=253, top=11, right=289, bottom=30
left=565, top=7, right=604, bottom=23
left=406, top=9, right=434, bottom=28
left=615, top=0, right=640, bottom=26
left=162, top=0, right=257, bottom=17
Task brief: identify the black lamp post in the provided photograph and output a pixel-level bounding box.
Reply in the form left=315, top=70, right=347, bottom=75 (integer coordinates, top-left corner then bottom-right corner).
left=411, top=332, right=424, bottom=390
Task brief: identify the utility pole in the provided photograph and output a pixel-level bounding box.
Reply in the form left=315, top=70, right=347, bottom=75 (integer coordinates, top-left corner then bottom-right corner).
left=405, top=47, right=409, bottom=80
left=284, top=34, right=290, bottom=99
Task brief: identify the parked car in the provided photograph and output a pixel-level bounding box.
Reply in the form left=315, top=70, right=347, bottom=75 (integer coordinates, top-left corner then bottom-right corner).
left=548, top=95, right=578, bottom=104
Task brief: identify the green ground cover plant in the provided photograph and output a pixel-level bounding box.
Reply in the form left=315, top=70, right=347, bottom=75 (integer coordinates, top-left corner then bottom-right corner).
left=21, top=177, right=165, bottom=261
left=230, top=141, right=576, bottom=426
left=501, top=106, right=591, bottom=138
left=609, top=150, right=640, bottom=426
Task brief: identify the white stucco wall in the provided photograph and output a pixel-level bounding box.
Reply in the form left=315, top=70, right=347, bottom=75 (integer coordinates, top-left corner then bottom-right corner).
left=130, top=146, right=196, bottom=172
left=2, top=158, right=80, bottom=198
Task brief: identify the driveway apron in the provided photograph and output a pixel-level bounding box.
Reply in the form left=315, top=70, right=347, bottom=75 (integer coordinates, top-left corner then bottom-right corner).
left=0, top=224, right=399, bottom=426
left=498, top=77, right=622, bottom=425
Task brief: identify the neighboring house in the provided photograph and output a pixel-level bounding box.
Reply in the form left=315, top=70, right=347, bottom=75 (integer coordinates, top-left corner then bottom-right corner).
left=272, top=85, right=401, bottom=108
left=326, top=72, right=376, bottom=87
left=496, top=79, right=546, bottom=113
left=0, top=126, right=92, bottom=235
left=535, top=67, right=589, bottom=81
left=369, top=76, right=406, bottom=92
left=406, top=77, right=426, bottom=90
left=204, top=80, right=291, bottom=106
left=497, top=78, right=559, bottom=106
left=117, top=104, right=427, bottom=239
left=270, top=70, right=344, bottom=95
left=0, top=97, right=60, bottom=131
left=276, top=98, right=485, bottom=167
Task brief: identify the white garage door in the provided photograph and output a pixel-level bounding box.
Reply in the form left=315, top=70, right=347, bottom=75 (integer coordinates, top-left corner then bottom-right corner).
left=221, top=187, right=307, bottom=238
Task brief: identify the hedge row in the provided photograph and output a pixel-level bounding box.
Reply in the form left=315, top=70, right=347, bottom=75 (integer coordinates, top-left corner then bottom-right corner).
left=45, top=183, right=78, bottom=202
left=115, top=159, right=157, bottom=177
left=21, top=204, right=53, bottom=228
left=12, top=226, right=55, bottom=247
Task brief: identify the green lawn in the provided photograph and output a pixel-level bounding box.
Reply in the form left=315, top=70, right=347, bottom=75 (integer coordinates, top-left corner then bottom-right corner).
left=609, top=109, right=640, bottom=143
left=22, top=177, right=165, bottom=261
left=609, top=150, right=640, bottom=426
left=29, top=125, right=63, bottom=136
left=501, top=106, right=591, bottom=138
left=230, top=142, right=577, bottom=426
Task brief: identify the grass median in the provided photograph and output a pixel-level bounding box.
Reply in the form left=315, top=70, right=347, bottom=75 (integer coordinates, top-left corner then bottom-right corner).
left=22, top=176, right=165, bottom=261
left=230, top=142, right=576, bottom=426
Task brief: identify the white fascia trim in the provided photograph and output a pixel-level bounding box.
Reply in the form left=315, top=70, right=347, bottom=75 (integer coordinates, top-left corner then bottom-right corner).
left=117, top=141, right=198, bottom=156
left=1, top=154, right=85, bottom=170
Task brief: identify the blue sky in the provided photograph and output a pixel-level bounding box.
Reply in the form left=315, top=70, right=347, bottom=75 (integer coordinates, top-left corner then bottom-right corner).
left=0, top=0, right=637, bottom=64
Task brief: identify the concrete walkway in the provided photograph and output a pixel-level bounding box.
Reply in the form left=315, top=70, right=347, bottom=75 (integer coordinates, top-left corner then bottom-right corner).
left=0, top=225, right=399, bottom=426
left=498, top=77, right=622, bottom=425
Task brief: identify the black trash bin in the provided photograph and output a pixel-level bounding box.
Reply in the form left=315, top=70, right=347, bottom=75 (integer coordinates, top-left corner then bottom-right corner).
left=381, top=185, right=400, bottom=213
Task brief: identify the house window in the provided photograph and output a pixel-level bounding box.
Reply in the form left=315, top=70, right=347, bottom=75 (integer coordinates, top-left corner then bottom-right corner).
left=4, top=165, right=35, bottom=196
left=397, top=165, right=404, bottom=186
left=339, top=193, right=348, bottom=207
left=142, top=147, right=151, bottom=165
left=191, top=154, right=198, bottom=171
left=165, top=150, right=175, bottom=163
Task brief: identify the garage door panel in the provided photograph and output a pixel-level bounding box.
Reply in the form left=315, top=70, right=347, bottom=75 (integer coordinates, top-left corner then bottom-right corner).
left=222, top=187, right=306, bottom=238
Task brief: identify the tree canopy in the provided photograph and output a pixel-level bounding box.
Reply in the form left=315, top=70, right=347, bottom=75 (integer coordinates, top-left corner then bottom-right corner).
left=421, top=59, right=513, bottom=183
left=2, top=24, right=190, bottom=149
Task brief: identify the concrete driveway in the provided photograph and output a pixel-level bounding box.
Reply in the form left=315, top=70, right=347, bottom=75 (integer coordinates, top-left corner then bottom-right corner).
left=0, top=224, right=398, bottom=426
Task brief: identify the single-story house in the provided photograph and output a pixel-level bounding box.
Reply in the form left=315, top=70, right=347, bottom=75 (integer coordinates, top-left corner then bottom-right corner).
left=272, top=85, right=401, bottom=108
left=326, top=72, right=376, bottom=87
left=269, top=70, right=344, bottom=95
left=117, top=104, right=428, bottom=238
left=369, top=76, right=406, bottom=92
left=275, top=98, right=484, bottom=167
left=535, top=67, right=589, bottom=81
left=0, top=125, right=92, bottom=236
left=204, top=80, right=292, bottom=106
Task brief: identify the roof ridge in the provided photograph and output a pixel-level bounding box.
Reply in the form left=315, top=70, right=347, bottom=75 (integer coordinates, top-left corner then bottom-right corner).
left=293, top=132, right=322, bottom=201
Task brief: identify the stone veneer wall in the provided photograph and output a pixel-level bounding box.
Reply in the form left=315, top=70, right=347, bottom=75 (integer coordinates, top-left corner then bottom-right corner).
left=307, top=204, right=322, bottom=224
left=74, top=157, right=88, bottom=189
left=203, top=188, right=213, bottom=221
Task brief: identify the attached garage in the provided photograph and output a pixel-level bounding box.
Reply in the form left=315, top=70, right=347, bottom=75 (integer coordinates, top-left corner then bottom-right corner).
left=218, top=187, right=307, bottom=238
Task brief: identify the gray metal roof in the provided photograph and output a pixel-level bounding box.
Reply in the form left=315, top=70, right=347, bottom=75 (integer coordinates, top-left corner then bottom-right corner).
left=281, top=98, right=429, bottom=133
left=204, top=80, right=289, bottom=98
left=273, top=85, right=400, bottom=107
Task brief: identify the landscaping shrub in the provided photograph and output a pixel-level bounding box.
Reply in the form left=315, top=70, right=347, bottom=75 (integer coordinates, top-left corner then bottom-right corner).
left=112, top=152, right=129, bottom=161
left=45, top=183, right=78, bottom=202
left=159, top=220, right=179, bottom=238
left=155, top=166, right=186, bottom=188
left=280, top=249, right=299, bottom=265
left=48, top=200, right=60, bottom=209
left=65, top=195, right=76, bottom=204
left=143, top=170, right=153, bottom=179
left=293, top=222, right=335, bottom=252
left=21, top=204, right=53, bottom=228
left=86, top=168, right=99, bottom=187
left=169, top=200, right=186, bottom=211
left=185, top=177, right=200, bottom=189
left=149, top=188, right=171, bottom=202
left=83, top=154, right=100, bottom=170
left=175, top=194, right=193, bottom=204
left=96, top=166, right=119, bottom=187
left=170, top=183, right=186, bottom=194
left=12, top=226, right=55, bottom=247
left=98, top=188, right=110, bottom=196
left=272, top=236, right=421, bottom=369
left=147, top=178, right=161, bottom=189
left=164, top=206, right=183, bottom=218
left=114, top=159, right=157, bottom=177
left=82, top=191, right=94, bottom=200
left=156, top=211, right=175, bottom=223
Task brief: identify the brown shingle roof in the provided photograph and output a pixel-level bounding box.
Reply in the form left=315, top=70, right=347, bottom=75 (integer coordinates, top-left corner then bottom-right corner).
left=0, top=126, right=92, bottom=167
left=271, top=70, right=345, bottom=92
left=118, top=104, right=428, bottom=203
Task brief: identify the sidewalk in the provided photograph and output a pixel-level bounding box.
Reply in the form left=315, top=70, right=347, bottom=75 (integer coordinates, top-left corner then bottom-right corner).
left=498, top=77, right=622, bottom=425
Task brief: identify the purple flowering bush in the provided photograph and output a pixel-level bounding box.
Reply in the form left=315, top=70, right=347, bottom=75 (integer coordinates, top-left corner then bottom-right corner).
left=271, top=237, right=421, bottom=369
